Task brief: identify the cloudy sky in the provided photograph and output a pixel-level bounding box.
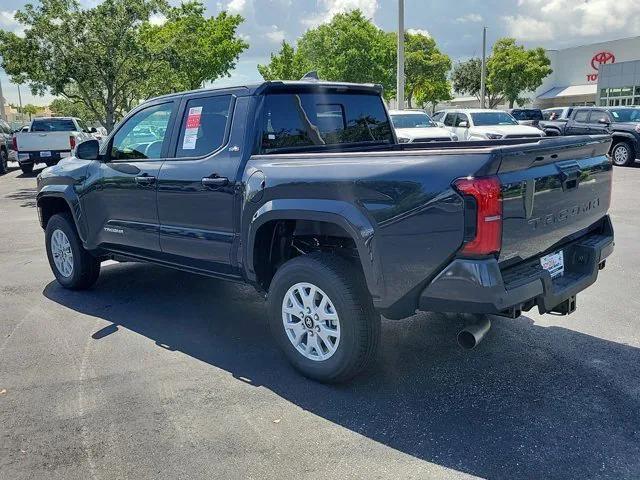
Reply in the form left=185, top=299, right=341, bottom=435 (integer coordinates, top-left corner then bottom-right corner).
left=1, top=0, right=640, bottom=105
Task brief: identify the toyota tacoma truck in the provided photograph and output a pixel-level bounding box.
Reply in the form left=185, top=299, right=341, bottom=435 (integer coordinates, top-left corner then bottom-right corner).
left=540, top=106, right=640, bottom=167
left=14, top=117, right=95, bottom=174
left=36, top=81, right=614, bottom=382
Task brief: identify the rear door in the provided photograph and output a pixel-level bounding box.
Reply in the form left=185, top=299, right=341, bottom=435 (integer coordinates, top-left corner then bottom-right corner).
left=497, top=137, right=612, bottom=264
left=442, top=112, right=456, bottom=135
left=587, top=109, right=613, bottom=135
left=82, top=101, right=177, bottom=254
left=565, top=110, right=592, bottom=135
left=156, top=92, right=242, bottom=275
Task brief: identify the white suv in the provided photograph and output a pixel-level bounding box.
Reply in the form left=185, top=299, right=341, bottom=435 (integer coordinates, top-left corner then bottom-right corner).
left=439, top=109, right=545, bottom=141
left=389, top=110, right=458, bottom=143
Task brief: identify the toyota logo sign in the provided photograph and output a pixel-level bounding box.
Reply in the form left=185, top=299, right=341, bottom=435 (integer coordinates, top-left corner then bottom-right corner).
left=591, top=51, right=616, bottom=71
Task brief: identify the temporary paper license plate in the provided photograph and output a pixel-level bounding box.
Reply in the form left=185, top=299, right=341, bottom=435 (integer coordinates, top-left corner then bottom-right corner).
left=540, top=250, right=564, bottom=278
left=40, top=151, right=51, bottom=157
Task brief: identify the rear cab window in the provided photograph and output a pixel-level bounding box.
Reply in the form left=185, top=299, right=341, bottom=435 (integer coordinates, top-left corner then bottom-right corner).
left=573, top=110, right=591, bottom=123
left=31, top=119, right=77, bottom=132
left=259, top=92, right=394, bottom=154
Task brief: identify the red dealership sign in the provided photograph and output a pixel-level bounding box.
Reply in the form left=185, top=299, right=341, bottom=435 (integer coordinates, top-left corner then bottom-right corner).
left=587, top=51, right=616, bottom=82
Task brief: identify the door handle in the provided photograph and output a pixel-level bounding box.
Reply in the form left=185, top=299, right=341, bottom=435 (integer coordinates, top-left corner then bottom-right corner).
left=202, top=176, right=229, bottom=188
left=135, top=174, right=156, bottom=186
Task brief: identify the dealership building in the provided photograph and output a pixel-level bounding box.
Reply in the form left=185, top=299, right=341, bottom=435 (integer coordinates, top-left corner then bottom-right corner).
left=446, top=36, right=640, bottom=109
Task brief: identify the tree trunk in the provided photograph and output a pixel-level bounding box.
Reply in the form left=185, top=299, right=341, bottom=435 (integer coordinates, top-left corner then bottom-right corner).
left=406, top=89, right=413, bottom=109
left=509, top=98, right=515, bottom=108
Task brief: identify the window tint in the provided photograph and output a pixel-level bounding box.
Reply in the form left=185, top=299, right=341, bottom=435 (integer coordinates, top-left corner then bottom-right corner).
left=432, top=111, right=444, bottom=121
left=609, top=108, right=640, bottom=122
left=510, top=109, right=543, bottom=120
left=470, top=112, right=518, bottom=126
left=175, top=95, right=232, bottom=158
left=260, top=92, right=394, bottom=153
left=454, top=113, right=469, bottom=127
left=111, top=103, right=173, bottom=161
left=31, top=118, right=77, bottom=132
left=390, top=113, right=435, bottom=128
left=573, top=110, right=590, bottom=122
left=443, top=113, right=455, bottom=127
left=588, top=110, right=611, bottom=123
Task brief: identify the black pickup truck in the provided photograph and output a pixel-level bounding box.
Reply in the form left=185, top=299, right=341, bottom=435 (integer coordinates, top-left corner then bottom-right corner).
left=540, top=106, right=640, bottom=166
left=36, top=81, right=614, bottom=382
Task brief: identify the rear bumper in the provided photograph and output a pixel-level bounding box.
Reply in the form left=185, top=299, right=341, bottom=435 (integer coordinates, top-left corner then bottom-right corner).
left=18, top=151, right=71, bottom=165
left=418, top=216, right=614, bottom=316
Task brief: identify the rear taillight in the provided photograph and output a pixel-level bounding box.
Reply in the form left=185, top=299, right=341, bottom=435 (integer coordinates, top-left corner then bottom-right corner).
left=453, top=176, right=502, bottom=255
left=70, top=135, right=76, bottom=150
left=12, top=135, right=17, bottom=151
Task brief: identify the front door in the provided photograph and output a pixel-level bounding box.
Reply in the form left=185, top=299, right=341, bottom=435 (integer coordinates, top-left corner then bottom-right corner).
left=82, top=101, right=176, bottom=254
left=156, top=93, right=243, bottom=275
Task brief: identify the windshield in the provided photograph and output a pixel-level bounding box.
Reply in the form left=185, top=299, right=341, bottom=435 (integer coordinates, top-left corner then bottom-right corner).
left=510, top=110, right=543, bottom=121
left=31, top=119, right=77, bottom=132
left=609, top=108, right=640, bottom=123
left=470, top=112, right=519, bottom=126
left=390, top=113, right=435, bottom=128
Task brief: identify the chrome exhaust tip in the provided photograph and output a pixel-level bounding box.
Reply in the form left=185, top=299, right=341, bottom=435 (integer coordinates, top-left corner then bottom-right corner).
left=457, top=315, right=491, bottom=350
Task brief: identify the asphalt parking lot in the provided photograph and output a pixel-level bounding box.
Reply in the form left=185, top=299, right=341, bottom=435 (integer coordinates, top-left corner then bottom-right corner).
left=1, top=161, right=639, bottom=480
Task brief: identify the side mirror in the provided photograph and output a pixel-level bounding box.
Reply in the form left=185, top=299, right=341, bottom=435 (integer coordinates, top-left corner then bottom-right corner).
left=598, top=117, right=610, bottom=125
left=458, top=121, right=469, bottom=128
left=76, top=139, right=100, bottom=160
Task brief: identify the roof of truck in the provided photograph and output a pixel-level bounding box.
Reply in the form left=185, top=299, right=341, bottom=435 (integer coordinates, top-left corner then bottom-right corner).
left=150, top=80, right=384, bottom=102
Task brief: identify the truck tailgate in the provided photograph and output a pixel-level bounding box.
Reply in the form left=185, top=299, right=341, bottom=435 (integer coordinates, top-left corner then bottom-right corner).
left=15, top=132, right=73, bottom=152
left=498, top=135, right=612, bottom=264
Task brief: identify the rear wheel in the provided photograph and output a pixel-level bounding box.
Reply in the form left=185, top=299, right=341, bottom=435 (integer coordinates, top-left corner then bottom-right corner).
left=0, top=149, right=7, bottom=174
left=45, top=213, right=100, bottom=290
left=267, top=253, right=380, bottom=383
left=20, top=163, right=34, bottom=175
left=611, top=141, right=633, bottom=167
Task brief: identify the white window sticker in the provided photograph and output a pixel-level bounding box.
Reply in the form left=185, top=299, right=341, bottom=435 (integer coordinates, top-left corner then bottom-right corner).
left=182, top=106, right=203, bottom=150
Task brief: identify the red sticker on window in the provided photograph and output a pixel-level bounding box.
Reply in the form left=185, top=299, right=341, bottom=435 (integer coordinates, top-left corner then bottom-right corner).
left=186, top=108, right=202, bottom=129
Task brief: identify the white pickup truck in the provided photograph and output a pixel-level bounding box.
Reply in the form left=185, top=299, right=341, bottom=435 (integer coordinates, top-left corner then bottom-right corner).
left=13, top=117, right=94, bottom=174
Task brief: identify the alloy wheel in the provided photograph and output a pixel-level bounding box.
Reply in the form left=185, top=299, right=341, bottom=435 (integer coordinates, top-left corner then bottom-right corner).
left=281, top=282, right=341, bottom=361
left=613, top=145, right=630, bottom=166
left=51, top=229, right=74, bottom=277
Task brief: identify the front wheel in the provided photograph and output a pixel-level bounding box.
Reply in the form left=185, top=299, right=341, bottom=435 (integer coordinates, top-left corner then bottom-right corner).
left=267, top=253, right=380, bottom=383
left=45, top=213, right=100, bottom=290
left=611, top=141, right=634, bottom=167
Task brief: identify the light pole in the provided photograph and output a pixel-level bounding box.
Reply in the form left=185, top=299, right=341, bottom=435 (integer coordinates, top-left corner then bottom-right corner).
left=480, top=26, right=487, bottom=109
left=396, top=0, right=405, bottom=110
left=0, top=77, right=5, bottom=121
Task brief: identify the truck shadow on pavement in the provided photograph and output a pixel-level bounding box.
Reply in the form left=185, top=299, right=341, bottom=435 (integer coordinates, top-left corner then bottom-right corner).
left=43, top=262, right=640, bottom=480
left=5, top=188, right=37, bottom=208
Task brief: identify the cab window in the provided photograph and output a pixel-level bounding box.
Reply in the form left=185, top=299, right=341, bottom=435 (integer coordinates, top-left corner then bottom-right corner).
left=175, top=95, right=232, bottom=158
left=573, top=110, right=590, bottom=123
left=443, top=113, right=456, bottom=127
left=110, top=103, right=173, bottom=161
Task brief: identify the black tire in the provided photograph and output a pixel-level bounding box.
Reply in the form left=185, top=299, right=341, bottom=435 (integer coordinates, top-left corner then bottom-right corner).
left=0, top=149, right=7, bottom=175
left=267, top=253, right=380, bottom=383
left=45, top=213, right=100, bottom=290
left=20, top=163, right=34, bottom=175
left=611, top=141, right=634, bottom=167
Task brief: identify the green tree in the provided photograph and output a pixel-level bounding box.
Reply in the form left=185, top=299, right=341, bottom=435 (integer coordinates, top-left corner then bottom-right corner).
left=451, top=58, right=503, bottom=108
left=10, top=103, right=41, bottom=120
left=487, top=38, right=552, bottom=108
left=258, top=10, right=395, bottom=97
left=257, top=41, right=310, bottom=81
left=0, top=0, right=248, bottom=132
left=403, top=32, right=451, bottom=108
left=141, top=2, right=248, bottom=92
left=49, top=98, right=99, bottom=123
left=415, top=80, right=453, bottom=113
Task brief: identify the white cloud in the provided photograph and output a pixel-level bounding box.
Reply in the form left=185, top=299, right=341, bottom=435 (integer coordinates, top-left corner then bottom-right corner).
left=455, top=13, right=482, bottom=23
left=265, top=26, right=286, bottom=43
left=502, top=14, right=554, bottom=41
left=407, top=28, right=430, bottom=38
left=512, top=0, right=640, bottom=41
left=226, top=0, right=247, bottom=14
left=303, top=0, right=378, bottom=27
left=0, top=10, right=25, bottom=36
